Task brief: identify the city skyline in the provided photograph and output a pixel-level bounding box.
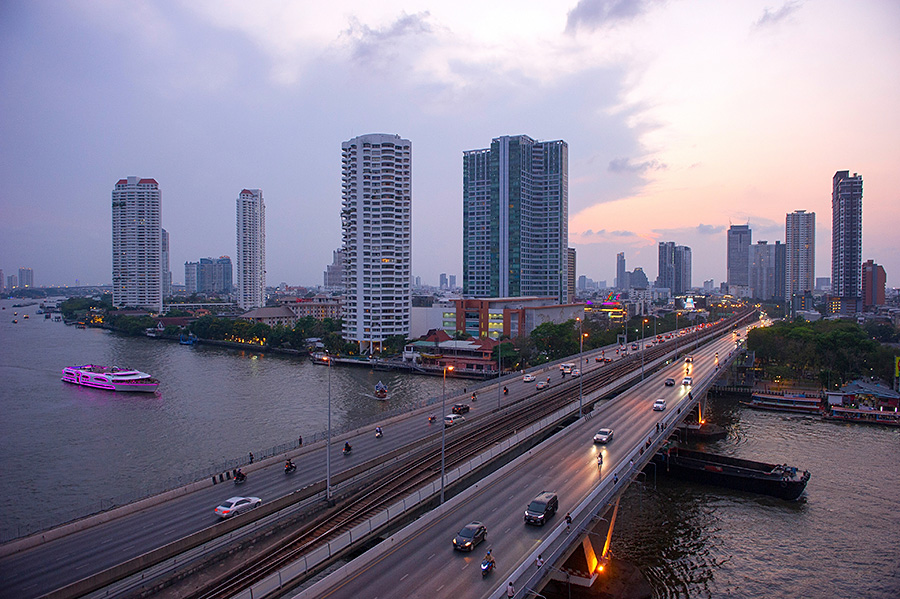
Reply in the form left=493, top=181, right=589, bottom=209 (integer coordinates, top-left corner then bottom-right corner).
left=1, top=2, right=898, bottom=288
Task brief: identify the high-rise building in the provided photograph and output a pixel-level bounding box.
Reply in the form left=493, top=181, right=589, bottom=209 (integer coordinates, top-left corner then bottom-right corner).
left=449, top=274, right=457, bottom=289
left=656, top=242, right=675, bottom=290
left=749, top=241, right=779, bottom=300
left=112, top=176, right=162, bottom=312
left=616, top=252, right=626, bottom=290
left=324, top=248, right=344, bottom=290
left=440, top=273, right=448, bottom=289
left=831, top=171, right=863, bottom=308
left=674, top=245, right=692, bottom=294
left=463, top=135, right=569, bottom=302
left=184, top=261, right=199, bottom=293
left=341, top=133, right=412, bottom=354
left=774, top=241, right=786, bottom=302
left=7, top=275, right=17, bottom=290
left=785, top=210, right=815, bottom=303
left=567, top=247, right=576, bottom=302
left=630, top=267, right=649, bottom=289
left=18, top=267, right=33, bottom=288
left=161, top=228, right=172, bottom=298
left=236, top=188, right=266, bottom=310
left=861, top=259, right=886, bottom=311
left=727, top=224, right=752, bottom=288
left=186, top=257, right=232, bottom=294
left=0, top=269, right=4, bottom=292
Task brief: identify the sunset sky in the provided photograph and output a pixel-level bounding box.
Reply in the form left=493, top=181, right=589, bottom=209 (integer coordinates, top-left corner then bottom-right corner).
left=1, top=0, right=898, bottom=289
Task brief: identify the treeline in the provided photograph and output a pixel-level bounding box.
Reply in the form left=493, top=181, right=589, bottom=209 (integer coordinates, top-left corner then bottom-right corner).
left=747, top=319, right=899, bottom=388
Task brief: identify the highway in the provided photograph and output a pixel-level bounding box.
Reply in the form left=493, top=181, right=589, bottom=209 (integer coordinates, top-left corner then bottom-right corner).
left=297, top=331, right=746, bottom=599
left=0, top=329, right=667, bottom=599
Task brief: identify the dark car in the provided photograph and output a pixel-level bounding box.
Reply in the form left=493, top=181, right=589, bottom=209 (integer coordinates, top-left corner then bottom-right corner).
left=524, top=491, right=558, bottom=526
left=664, top=378, right=675, bottom=386
left=452, top=521, right=487, bottom=551
left=452, top=403, right=471, bottom=415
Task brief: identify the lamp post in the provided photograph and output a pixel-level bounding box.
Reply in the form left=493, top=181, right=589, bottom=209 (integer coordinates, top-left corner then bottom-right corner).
left=675, top=311, right=680, bottom=355
left=325, top=355, right=332, bottom=501
left=497, top=341, right=502, bottom=410
left=641, top=318, right=648, bottom=380
left=577, top=317, right=585, bottom=418
left=441, top=364, right=454, bottom=503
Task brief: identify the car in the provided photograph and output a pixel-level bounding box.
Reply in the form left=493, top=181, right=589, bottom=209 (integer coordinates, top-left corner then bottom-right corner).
left=604, top=357, right=613, bottom=363
left=664, top=377, right=675, bottom=386
left=452, top=521, right=487, bottom=551
left=536, top=381, right=549, bottom=390
left=595, top=356, right=603, bottom=362
left=524, top=491, right=559, bottom=525
left=571, top=368, right=581, bottom=378
left=684, top=356, right=693, bottom=363
left=593, top=428, right=614, bottom=443
left=523, top=373, right=536, bottom=382
left=214, top=496, right=262, bottom=518
left=653, top=398, right=667, bottom=411
left=682, top=376, right=693, bottom=386
left=444, top=414, right=465, bottom=427
left=452, top=403, right=470, bottom=414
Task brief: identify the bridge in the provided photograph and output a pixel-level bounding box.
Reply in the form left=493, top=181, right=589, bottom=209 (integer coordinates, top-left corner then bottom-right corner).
left=0, top=310, right=757, bottom=599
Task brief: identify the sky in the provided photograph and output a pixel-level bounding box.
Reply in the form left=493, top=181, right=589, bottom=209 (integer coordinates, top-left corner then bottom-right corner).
left=1, top=0, right=898, bottom=290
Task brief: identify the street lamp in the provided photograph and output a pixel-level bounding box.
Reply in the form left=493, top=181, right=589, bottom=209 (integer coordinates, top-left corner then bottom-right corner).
left=497, top=341, right=502, bottom=410
left=576, top=317, right=587, bottom=418
left=441, top=364, right=454, bottom=503
left=641, top=318, right=648, bottom=380
left=325, top=355, right=332, bottom=501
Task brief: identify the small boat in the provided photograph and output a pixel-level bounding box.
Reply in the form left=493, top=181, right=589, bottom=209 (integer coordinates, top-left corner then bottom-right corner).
left=374, top=381, right=388, bottom=400
left=44, top=312, right=51, bottom=319
left=23, top=314, right=29, bottom=319
left=652, top=445, right=810, bottom=500
left=741, top=392, right=823, bottom=415
left=75, top=322, right=86, bottom=329
left=61, top=365, right=160, bottom=393
left=179, top=333, right=198, bottom=345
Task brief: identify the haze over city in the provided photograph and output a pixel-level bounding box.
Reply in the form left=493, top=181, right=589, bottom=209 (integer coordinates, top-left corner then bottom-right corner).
left=1, top=0, right=898, bottom=288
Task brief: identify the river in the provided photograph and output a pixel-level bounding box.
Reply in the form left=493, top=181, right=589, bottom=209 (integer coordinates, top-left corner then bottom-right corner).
left=2, top=298, right=898, bottom=598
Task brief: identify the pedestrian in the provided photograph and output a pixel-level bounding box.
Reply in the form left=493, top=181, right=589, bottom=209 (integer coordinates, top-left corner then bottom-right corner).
left=298, top=435, right=303, bottom=446
left=629, top=459, right=634, bottom=470
left=656, top=422, right=660, bottom=432
left=535, top=554, right=544, bottom=569
left=565, top=512, right=572, bottom=531
left=507, top=581, right=515, bottom=597
left=613, top=473, right=618, bottom=484
left=249, top=452, right=254, bottom=464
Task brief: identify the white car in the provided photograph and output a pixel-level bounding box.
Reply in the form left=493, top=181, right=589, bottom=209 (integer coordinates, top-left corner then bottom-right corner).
left=571, top=368, right=581, bottom=378
left=593, top=428, right=614, bottom=443
left=215, top=496, right=261, bottom=518
left=536, top=381, right=549, bottom=390
left=444, top=414, right=465, bottom=427
left=653, top=398, right=667, bottom=411
left=682, top=376, right=693, bottom=386
left=523, top=373, right=536, bottom=382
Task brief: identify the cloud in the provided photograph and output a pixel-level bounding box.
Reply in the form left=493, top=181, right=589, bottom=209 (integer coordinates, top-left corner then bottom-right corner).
left=566, top=0, right=661, bottom=33
left=754, top=1, right=802, bottom=29
left=608, top=157, right=666, bottom=174
left=696, top=224, right=725, bottom=235
left=343, top=12, right=434, bottom=64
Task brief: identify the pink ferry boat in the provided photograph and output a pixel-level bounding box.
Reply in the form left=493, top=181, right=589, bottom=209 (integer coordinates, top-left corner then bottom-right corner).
left=61, top=364, right=160, bottom=393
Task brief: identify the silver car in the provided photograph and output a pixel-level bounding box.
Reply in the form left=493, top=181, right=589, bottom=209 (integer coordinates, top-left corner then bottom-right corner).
left=215, top=496, right=261, bottom=518
left=593, top=428, right=614, bottom=443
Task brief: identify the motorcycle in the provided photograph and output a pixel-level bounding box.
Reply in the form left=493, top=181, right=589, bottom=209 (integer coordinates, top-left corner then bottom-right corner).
left=343, top=445, right=352, bottom=455
left=428, top=415, right=436, bottom=425
left=481, top=559, right=495, bottom=577
left=503, top=386, right=508, bottom=395
left=375, top=429, right=383, bottom=439
left=284, top=463, right=297, bottom=474
left=234, top=473, right=247, bottom=485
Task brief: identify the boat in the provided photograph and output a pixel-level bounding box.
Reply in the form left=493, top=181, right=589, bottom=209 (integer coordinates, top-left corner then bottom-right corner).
left=651, top=445, right=810, bottom=500
left=75, top=322, right=86, bottom=329
left=179, top=333, right=198, bottom=345
left=23, top=314, right=30, bottom=319
left=741, top=392, right=823, bottom=415
left=61, top=365, right=160, bottom=393
left=823, top=405, right=900, bottom=427
left=374, top=380, right=388, bottom=399
left=44, top=312, right=51, bottom=319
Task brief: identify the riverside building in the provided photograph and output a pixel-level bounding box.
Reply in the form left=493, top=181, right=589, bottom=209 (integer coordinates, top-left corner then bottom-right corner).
left=340, top=133, right=412, bottom=354
left=463, top=135, right=569, bottom=303
left=236, top=189, right=266, bottom=310
left=112, top=176, right=162, bottom=313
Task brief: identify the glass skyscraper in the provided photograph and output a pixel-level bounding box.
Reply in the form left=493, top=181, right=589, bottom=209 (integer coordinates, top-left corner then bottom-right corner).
left=463, top=135, right=569, bottom=302
left=831, top=171, right=863, bottom=305
left=726, top=224, right=752, bottom=288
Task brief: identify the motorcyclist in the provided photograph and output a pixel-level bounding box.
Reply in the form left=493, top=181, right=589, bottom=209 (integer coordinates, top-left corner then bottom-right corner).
left=471, top=392, right=477, bottom=401
left=375, top=426, right=383, bottom=436
left=235, top=468, right=245, bottom=481
left=344, top=441, right=352, bottom=452
left=484, top=549, right=495, bottom=568
left=503, top=386, right=508, bottom=395
left=285, top=459, right=295, bottom=470
left=428, top=415, right=436, bottom=424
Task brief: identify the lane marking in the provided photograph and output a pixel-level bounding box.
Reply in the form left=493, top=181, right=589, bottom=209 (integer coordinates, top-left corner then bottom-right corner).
left=428, top=553, right=435, bottom=560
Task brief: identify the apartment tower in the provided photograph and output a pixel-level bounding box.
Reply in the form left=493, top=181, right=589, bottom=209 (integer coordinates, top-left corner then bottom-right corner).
left=341, top=133, right=412, bottom=354
left=785, top=210, right=815, bottom=302
left=236, top=189, right=266, bottom=310
left=463, top=135, right=569, bottom=303
left=726, top=224, right=752, bottom=290
left=831, top=171, right=863, bottom=312
left=112, top=176, right=162, bottom=312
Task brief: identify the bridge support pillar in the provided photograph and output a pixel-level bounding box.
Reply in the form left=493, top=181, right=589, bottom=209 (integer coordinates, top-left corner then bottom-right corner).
left=552, top=501, right=619, bottom=588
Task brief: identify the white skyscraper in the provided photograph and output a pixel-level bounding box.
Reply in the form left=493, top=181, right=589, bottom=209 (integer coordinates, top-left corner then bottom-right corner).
left=341, top=133, right=412, bottom=354
left=236, top=189, right=266, bottom=310
left=112, top=176, right=162, bottom=312
left=785, top=210, right=815, bottom=302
